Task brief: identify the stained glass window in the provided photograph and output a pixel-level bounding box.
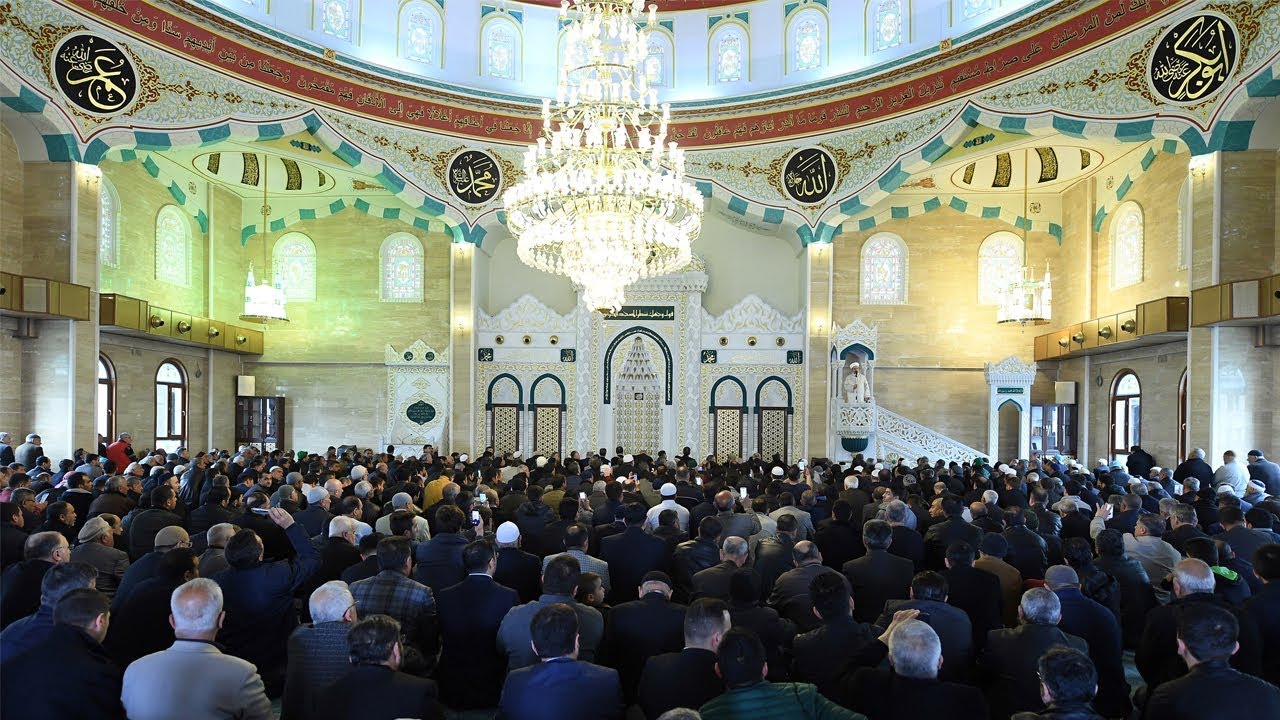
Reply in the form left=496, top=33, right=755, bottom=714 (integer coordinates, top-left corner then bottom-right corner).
left=715, top=30, right=743, bottom=83
left=793, top=16, right=821, bottom=71
left=645, top=42, right=666, bottom=86
left=154, top=205, right=190, bottom=287
left=404, top=7, right=436, bottom=64
left=99, top=178, right=119, bottom=268
left=978, top=231, right=1023, bottom=305
left=860, top=233, right=908, bottom=305
left=1111, top=202, right=1144, bottom=289
left=380, top=233, right=424, bottom=302
left=272, top=232, right=317, bottom=302
left=321, top=0, right=353, bottom=42
left=485, top=20, right=517, bottom=80
left=875, top=0, right=903, bottom=51
left=962, top=0, right=992, bottom=20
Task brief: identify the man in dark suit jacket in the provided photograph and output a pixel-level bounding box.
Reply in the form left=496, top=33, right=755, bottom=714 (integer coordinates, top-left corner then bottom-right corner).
left=692, top=535, right=751, bottom=601
left=839, top=615, right=989, bottom=720
left=876, top=571, right=974, bottom=683
left=230, top=492, right=295, bottom=562
left=600, top=503, right=671, bottom=604
left=727, top=566, right=796, bottom=682
left=886, top=502, right=926, bottom=569
left=213, top=508, right=321, bottom=697
left=435, top=539, right=518, bottom=710
left=313, top=616, right=443, bottom=720
left=1145, top=601, right=1280, bottom=720
left=497, top=603, right=625, bottom=720
left=1136, top=559, right=1264, bottom=693
left=602, top=570, right=686, bottom=703
left=282, top=582, right=357, bottom=720
left=293, top=488, right=334, bottom=537
left=980, top=587, right=1088, bottom=720
left=1043, top=565, right=1131, bottom=719
left=637, top=598, right=729, bottom=719
left=494, top=522, right=543, bottom=603
left=672, top=517, right=722, bottom=602
left=1245, top=545, right=1280, bottom=686
left=127, top=486, right=184, bottom=559
left=924, top=497, right=984, bottom=570
left=0, top=588, right=125, bottom=719
left=814, top=500, right=864, bottom=572
left=769, top=540, right=838, bottom=632
left=1002, top=508, right=1049, bottom=580
left=754, top=519, right=799, bottom=594
left=0, top=531, right=63, bottom=630
left=941, top=541, right=1004, bottom=651
left=414, top=505, right=468, bottom=593
left=792, top=571, right=876, bottom=701
left=843, top=520, right=914, bottom=624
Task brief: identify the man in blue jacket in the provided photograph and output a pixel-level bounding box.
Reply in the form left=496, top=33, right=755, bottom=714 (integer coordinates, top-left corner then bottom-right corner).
left=498, top=602, right=624, bottom=720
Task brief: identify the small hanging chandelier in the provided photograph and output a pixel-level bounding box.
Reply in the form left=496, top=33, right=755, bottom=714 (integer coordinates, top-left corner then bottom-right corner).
left=502, top=0, right=704, bottom=314
left=997, top=148, right=1051, bottom=326
left=240, top=154, right=289, bottom=324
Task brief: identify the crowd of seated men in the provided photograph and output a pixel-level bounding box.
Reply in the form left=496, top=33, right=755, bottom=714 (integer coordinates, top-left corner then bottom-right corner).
left=1, top=433, right=1279, bottom=720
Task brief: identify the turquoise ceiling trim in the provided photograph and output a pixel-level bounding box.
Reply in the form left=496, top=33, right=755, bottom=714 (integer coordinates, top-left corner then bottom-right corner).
left=847, top=193, right=1063, bottom=243
left=708, top=11, right=749, bottom=30
left=238, top=197, right=451, bottom=244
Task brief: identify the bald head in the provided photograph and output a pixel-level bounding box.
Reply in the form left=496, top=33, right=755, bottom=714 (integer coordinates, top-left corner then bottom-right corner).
left=1173, top=558, right=1216, bottom=597
left=714, top=490, right=736, bottom=511
left=170, top=578, right=224, bottom=638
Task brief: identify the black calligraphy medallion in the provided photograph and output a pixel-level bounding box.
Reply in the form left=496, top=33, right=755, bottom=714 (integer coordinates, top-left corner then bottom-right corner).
left=406, top=401, right=437, bottom=425
left=52, top=34, right=137, bottom=116
left=782, top=148, right=838, bottom=204
left=1148, top=13, right=1237, bottom=105
left=448, top=150, right=501, bottom=204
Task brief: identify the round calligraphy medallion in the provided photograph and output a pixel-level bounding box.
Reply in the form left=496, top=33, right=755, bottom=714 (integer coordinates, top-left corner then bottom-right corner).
left=52, top=34, right=138, bottom=117
left=406, top=401, right=437, bottom=426
left=447, top=150, right=502, bottom=204
left=1147, top=13, right=1237, bottom=106
left=782, top=147, right=838, bottom=204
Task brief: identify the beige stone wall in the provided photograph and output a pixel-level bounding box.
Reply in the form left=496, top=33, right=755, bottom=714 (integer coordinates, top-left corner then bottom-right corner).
left=98, top=160, right=210, bottom=314
left=0, top=125, right=23, bottom=273
left=1092, top=153, right=1190, bottom=317
left=244, top=363, right=388, bottom=451
left=99, top=332, right=240, bottom=452
left=1047, top=341, right=1186, bottom=466
left=1219, top=151, right=1278, bottom=282
left=832, top=206, right=1063, bottom=450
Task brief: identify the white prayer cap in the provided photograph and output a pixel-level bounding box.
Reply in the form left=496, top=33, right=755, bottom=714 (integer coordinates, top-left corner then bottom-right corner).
left=771, top=467, right=784, bottom=478
left=660, top=483, right=677, bottom=497
left=306, top=487, right=328, bottom=504
left=623, top=454, right=634, bottom=463
left=496, top=522, right=520, bottom=543
left=853, top=466, right=864, bottom=473
left=535, top=457, right=548, bottom=468
left=459, top=454, right=469, bottom=462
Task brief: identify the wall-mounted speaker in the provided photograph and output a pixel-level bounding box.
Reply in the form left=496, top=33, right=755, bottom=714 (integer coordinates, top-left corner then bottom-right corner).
left=1055, top=381, right=1077, bottom=405
left=237, top=375, right=256, bottom=397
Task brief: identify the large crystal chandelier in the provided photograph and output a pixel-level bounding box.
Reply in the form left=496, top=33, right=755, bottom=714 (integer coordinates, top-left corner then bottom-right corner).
left=240, top=154, right=288, bottom=324
left=503, top=0, right=703, bottom=314
left=996, top=149, right=1051, bottom=326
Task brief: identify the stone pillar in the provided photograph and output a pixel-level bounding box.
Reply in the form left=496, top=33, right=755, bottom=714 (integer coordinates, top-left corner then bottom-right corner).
left=449, top=243, right=475, bottom=452
left=1185, top=151, right=1278, bottom=460
left=804, top=242, right=833, bottom=460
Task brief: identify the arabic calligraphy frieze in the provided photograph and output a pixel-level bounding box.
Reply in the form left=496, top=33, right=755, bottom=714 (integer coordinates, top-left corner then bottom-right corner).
left=47, top=0, right=1191, bottom=147
left=447, top=150, right=502, bottom=205
left=52, top=33, right=137, bottom=115
left=1147, top=12, right=1238, bottom=105
left=782, top=147, right=838, bottom=204
left=603, top=306, right=677, bottom=322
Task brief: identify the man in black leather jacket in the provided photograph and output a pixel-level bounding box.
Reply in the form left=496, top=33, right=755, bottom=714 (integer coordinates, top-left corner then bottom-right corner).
left=1012, top=647, right=1104, bottom=720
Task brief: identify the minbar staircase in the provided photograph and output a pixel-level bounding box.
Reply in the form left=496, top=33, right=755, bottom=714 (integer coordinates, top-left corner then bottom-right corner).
left=833, top=401, right=987, bottom=463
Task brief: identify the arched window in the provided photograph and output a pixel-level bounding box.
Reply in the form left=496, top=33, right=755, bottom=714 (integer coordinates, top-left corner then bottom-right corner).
left=787, top=9, right=826, bottom=73
left=99, top=177, right=119, bottom=268
left=961, top=0, right=992, bottom=20
left=482, top=17, right=520, bottom=80
left=644, top=32, right=674, bottom=88
left=97, top=354, right=116, bottom=443
left=155, top=360, right=188, bottom=454
left=154, top=205, right=191, bottom=287
left=379, top=233, right=425, bottom=302
left=318, top=0, right=355, bottom=42
left=1177, top=368, right=1188, bottom=460
left=272, top=232, right=317, bottom=302
left=871, top=0, right=904, bottom=51
left=710, top=24, right=746, bottom=83
left=1111, top=201, right=1144, bottom=289
left=1178, top=179, right=1191, bottom=270
left=977, top=231, right=1023, bottom=306
left=399, top=0, right=442, bottom=65
left=1110, top=370, right=1141, bottom=460
left=860, top=232, right=908, bottom=305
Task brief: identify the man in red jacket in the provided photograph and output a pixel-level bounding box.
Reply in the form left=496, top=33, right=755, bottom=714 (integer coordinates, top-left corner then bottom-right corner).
left=105, top=433, right=134, bottom=472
